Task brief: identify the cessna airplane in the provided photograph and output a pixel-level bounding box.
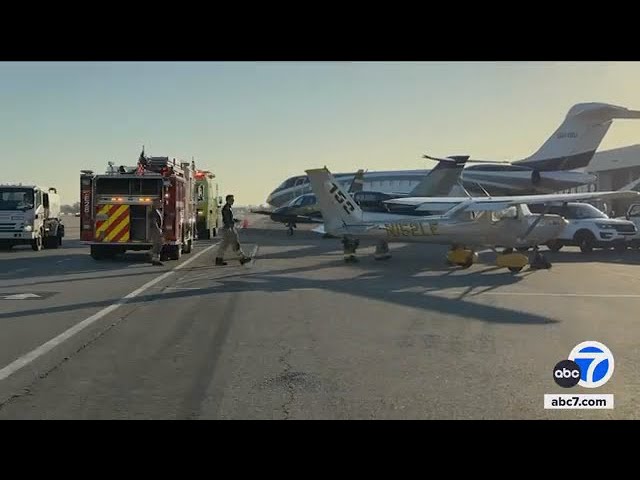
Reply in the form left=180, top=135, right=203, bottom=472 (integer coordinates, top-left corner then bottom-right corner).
left=306, top=167, right=640, bottom=272
left=267, top=102, right=640, bottom=208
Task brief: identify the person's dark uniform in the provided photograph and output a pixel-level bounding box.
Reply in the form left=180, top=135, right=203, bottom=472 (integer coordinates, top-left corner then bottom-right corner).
left=149, top=202, right=164, bottom=266
left=215, top=195, right=251, bottom=265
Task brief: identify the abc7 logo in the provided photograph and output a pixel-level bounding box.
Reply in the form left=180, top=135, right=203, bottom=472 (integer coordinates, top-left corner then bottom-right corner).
left=553, top=360, right=581, bottom=388
left=553, top=341, right=615, bottom=388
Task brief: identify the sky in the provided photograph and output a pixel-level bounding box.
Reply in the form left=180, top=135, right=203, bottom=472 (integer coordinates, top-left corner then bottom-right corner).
left=2, top=61, right=640, bottom=206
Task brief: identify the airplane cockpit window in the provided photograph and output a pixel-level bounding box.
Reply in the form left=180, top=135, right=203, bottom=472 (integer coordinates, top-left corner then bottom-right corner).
left=301, top=195, right=316, bottom=206
left=276, top=176, right=300, bottom=191
left=288, top=196, right=306, bottom=207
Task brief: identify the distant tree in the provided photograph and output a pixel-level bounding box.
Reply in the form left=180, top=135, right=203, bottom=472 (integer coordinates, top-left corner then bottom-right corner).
left=60, top=203, right=80, bottom=214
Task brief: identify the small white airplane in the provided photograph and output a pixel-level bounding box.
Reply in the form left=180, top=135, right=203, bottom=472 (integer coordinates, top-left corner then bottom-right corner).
left=306, top=167, right=640, bottom=272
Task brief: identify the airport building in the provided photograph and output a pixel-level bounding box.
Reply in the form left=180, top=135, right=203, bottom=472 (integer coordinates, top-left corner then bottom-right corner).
left=560, top=145, right=640, bottom=216
left=590, top=145, right=640, bottom=215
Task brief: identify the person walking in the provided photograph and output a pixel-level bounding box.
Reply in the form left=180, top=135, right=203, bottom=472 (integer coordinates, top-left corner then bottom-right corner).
left=215, top=194, right=252, bottom=266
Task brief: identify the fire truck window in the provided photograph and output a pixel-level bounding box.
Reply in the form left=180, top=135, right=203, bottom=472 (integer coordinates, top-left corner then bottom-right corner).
left=131, top=179, right=162, bottom=195
left=96, top=178, right=130, bottom=195
left=197, top=185, right=205, bottom=201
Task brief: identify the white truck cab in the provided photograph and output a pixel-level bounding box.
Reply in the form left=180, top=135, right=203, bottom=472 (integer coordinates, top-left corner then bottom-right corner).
left=529, top=202, right=636, bottom=253
left=618, top=203, right=640, bottom=249
left=0, top=184, right=65, bottom=250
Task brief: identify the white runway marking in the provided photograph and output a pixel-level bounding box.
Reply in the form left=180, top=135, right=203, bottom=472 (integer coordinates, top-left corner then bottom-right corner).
left=0, top=243, right=218, bottom=382
left=478, top=292, right=640, bottom=298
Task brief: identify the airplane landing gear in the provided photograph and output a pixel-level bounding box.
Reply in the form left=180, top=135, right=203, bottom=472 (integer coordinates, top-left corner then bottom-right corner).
left=446, top=246, right=477, bottom=268
left=342, top=237, right=360, bottom=263
left=496, top=247, right=529, bottom=273
left=374, top=240, right=391, bottom=260
left=529, top=246, right=552, bottom=270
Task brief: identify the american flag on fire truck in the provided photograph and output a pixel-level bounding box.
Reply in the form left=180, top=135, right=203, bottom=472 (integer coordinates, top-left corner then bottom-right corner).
left=136, top=147, right=147, bottom=175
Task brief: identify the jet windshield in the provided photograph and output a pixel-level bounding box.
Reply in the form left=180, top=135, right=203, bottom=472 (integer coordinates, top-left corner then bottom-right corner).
left=288, top=194, right=316, bottom=207
left=276, top=175, right=308, bottom=192
left=0, top=188, right=34, bottom=211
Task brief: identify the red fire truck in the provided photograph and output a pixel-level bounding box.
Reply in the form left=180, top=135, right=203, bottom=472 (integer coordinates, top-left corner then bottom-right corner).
left=80, top=155, right=197, bottom=261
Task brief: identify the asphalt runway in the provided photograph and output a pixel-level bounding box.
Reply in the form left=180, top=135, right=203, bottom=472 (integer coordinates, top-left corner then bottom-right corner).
left=0, top=216, right=638, bottom=419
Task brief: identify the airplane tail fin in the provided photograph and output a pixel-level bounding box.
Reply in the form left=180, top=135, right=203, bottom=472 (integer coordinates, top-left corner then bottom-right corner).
left=514, top=102, right=640, bottom=171
left=410, top=155, right=469, bottom=196
left=306, top=167, right=364, bottom=233
left=348, top=169, right=366, bottom=193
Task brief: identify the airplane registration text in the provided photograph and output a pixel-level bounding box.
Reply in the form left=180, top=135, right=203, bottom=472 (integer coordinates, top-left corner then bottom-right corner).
left=384, top=222, right=439, bottom=237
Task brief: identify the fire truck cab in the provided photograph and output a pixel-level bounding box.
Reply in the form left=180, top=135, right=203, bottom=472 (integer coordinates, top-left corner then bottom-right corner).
left=80, top=156, right=197, bottom=261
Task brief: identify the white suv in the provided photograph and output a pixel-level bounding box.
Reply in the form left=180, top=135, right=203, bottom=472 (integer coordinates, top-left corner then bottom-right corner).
left=529, top=202, right=637, bottom=253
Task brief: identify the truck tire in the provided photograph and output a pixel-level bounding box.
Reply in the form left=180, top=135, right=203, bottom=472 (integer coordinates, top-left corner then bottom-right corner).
left=212, top=227, right=217, bottom=237
left=90, top=245, right=104, bottom=260
left=43, top=236, right=61, bottom=249
left=167, top=245, right=181, bottom=260
left=614, top=242, right=627, bottom=253
left=183, top=239, right=192, bottom=254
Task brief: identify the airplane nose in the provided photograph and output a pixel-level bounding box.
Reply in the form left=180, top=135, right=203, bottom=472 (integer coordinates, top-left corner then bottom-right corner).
left=270, top=206, right=286, bottom=222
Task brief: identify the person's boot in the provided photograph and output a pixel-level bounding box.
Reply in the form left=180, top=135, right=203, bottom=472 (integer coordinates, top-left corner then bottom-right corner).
left=215, top=257, right=227, bottom=266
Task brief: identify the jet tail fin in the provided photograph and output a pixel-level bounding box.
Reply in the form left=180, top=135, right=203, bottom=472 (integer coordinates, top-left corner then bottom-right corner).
left=306, top=167, right=364, bottom=233
left=411, top=155, right=469, bottom=196
left=515, top=102, right=640, bottom=171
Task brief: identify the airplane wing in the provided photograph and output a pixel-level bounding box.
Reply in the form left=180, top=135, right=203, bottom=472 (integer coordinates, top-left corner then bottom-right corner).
left=459, top=190, right=640, bottom=212
left=297, top=216, right=325, bottom=223
left=386, top=190, right=640, bottom=211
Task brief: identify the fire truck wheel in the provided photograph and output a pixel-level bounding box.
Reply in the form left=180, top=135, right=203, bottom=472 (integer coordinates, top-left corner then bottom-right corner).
left=183, top=239, right=192, bottom=254
left=90, top=245, right=104, bottom=260
left=43, top=236, right=60, bottom=249
left=167, top=245, right=181, bottom=261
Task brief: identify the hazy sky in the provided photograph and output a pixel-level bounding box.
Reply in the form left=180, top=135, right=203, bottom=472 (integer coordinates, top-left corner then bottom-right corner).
left=2, top=61, right=640, bottom=205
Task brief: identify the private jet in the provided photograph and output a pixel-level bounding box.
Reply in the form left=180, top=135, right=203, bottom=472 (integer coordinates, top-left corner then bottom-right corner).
left=267, top=102, right=640, bottom=208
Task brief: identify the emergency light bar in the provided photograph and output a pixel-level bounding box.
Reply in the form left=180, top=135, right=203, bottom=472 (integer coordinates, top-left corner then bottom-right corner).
left=97, top=196, right=157, bottom=204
